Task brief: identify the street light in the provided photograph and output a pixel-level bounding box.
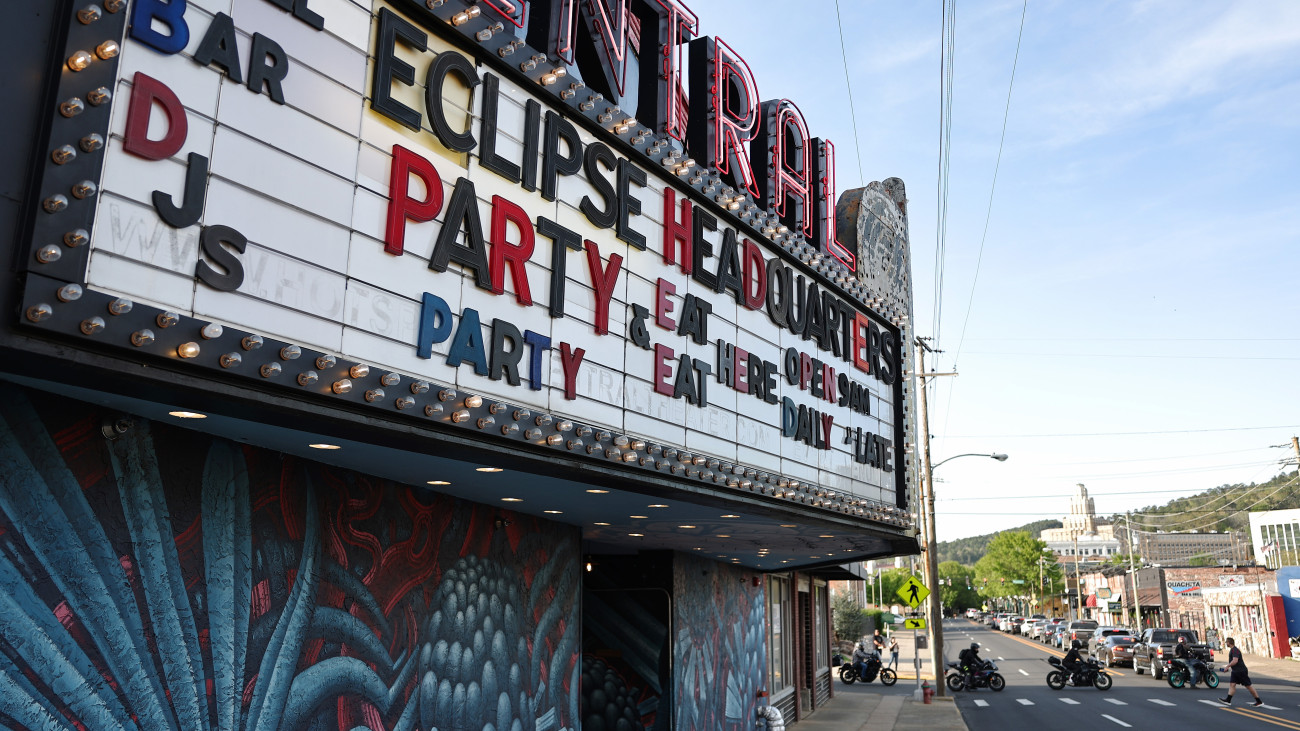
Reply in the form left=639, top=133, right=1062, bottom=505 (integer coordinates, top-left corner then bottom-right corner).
left=919, top=451, right=1008, bottom=697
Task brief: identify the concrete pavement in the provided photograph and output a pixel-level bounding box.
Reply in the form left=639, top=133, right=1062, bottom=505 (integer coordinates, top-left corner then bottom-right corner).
left=788, top=688, right=966, bottom=731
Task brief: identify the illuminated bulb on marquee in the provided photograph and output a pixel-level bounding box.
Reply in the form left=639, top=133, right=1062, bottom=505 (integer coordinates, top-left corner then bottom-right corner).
left=177, top=342, right=200, bottom=359
left=95, top=40, right=119, bottom=59
left=451, top=409, right=470, bottom=423
left=67, top=51, right=93, bottom=71
left=200, top=323, right=223, bottom=339
left=349, top=364, right=369, bottom=378
left=546, top=434, right=563, bottom=446
left=464, top=394, right=483, bottom=409
left=555, top=420, right=571, bottom=432
left=331, top=379, right=352, bottom=394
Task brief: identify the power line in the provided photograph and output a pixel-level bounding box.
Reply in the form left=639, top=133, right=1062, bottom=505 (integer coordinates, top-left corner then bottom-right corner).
left=959, top=351, right=1300, bottom=361
left=832, top=0, right=865, bottom=187
left=949, top=0, right=1026, bottom=373
left=932, top=0, right=957, bottom=345
left=938, top=480, right=1283, bottom=502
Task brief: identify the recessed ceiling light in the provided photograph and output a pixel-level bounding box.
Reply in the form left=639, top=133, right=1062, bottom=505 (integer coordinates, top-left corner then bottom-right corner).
left=629, top=533, right=644, bottom=537
left=544, top=510, right=563, bottom=514
left=819, top=535, right=834, bottom=538
left=721, top=514, right=739, bottom=518
left=594, top=522, right=611, bottom=526
left=780, top=524, right=797, bottom=528
left=694, top=547, right=702, bottom=550
left=476, top=467, right=504, bottom=473
left=309, top=443, right=340, bottom=450
left=717, top=534, right=730, bottom=538
left=678, top=525, right=697, bottom=529
left=630, top=515, right=648, bottom=519
left=501, top=497, right=523, bottom=502
left=427, top=480, right=450, bottom=486
left=586, top=489, right=609, bottom=494
left=648, top=504, right=669, bottom=508
left=168, top=411, right=206, bottom=419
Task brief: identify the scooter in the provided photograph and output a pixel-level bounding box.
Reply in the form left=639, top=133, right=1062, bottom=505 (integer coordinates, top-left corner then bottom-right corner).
left=1046, top=656, right=1112, bottom=691
left=946, top=660, right=1006, bottom=692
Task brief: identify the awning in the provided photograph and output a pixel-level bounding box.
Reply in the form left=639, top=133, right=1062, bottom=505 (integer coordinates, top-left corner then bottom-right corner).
left=1085, top=593, right=1097, bottom=607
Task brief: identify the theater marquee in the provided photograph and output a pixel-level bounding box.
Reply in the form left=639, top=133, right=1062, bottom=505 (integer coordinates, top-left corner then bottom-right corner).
left=19, top=0, right=913, bottom=519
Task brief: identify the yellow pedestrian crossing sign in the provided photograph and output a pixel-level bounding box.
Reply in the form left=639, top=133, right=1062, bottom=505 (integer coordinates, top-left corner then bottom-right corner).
left=897, top=576, right=930, bottom=608
left=904, top=617, right=927, bottom=629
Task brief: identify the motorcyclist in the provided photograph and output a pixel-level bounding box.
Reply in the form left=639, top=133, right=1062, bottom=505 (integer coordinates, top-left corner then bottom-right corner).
left=1174, top=634, right=1201, bottom=687
left=852, top=641, right=874, bottom=681
left=958, top=642, right=983, bottom=688
left=1063, top=640, right=1086, bottom=685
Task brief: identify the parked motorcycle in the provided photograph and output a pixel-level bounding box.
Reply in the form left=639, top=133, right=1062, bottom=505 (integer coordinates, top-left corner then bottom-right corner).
left=1046, top=656, right=1112, bottom=691
left=1167, top=657, right=1218, bottom=689
left=946, top=660, right=1006, bottom=692
left=838, top=655, right=897, bottom=686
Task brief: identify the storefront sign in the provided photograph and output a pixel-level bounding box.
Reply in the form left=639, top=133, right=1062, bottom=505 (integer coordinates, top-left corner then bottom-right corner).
left=1166, top=580, right=1201, bottom=598
left=19, top=0, right=912, bottom=513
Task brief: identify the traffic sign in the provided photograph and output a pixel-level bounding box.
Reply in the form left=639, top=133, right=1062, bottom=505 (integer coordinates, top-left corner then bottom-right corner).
left=903, top=617, right=927, bottom=630
left=897, top=576, right=930, bottom=608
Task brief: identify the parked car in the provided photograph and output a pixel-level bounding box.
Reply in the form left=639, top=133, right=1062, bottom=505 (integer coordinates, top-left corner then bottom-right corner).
left=1094, top=634, right=1138, bottom=668
left=1025, top=619, right=1047, bottom=638
left=1040, top=618, right=1066, bottom=643
left=1091, top=626, right=1134, bottom=650
left=1001, top=616, right=1025, bottom=632
left=1132, top=628, right=1211, bottom=680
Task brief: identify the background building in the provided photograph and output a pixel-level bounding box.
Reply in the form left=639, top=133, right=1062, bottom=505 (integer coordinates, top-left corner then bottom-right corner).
left=1042, top=484, right=1119, bottom=560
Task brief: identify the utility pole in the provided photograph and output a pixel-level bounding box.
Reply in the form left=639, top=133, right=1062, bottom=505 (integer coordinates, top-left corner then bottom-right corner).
left=1127, top=513, right=1141, bottom=630
left=915, top=339, right=943, bottom=696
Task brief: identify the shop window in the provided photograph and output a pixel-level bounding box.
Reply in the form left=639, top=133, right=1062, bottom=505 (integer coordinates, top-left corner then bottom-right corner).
left=768, top=576, right=793, bottom=693
left=813, top=583, right=828, bottom=670
left=1212, top=605, right=1231, bottom=630
left=1244, top=605, right=1262, bottom=635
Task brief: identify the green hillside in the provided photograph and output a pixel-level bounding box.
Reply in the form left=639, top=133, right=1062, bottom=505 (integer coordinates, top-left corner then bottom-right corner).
left=1109, top=469, right=1300, bottom=534
left=936, top=519, right=1061, bottom=565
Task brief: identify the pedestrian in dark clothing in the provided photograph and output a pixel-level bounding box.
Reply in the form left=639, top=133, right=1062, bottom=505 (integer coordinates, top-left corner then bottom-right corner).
left=1218, top=637, right=1263, bottom=707
left=872, top=629, right=885, bottom=657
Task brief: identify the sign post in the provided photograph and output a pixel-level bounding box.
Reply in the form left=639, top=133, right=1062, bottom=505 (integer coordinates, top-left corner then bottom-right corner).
left=897, top=576, right=931, bottom=697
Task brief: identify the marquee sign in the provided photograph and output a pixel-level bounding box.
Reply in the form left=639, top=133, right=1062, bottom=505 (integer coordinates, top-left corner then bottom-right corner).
left=17, top=0, right=913, bottom=521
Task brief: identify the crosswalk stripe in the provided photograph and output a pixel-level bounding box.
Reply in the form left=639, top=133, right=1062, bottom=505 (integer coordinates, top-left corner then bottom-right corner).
left=1018, top=669, right=1029, bottom=676
left=1102, top=714, right=1132, bottom=728
left=1105, top=698, right=1127, bottom=706
left=1261, top=704, right=1283, bottom=710
left=1199, top=699, right=1223, bottom=707
left=1060, top=698, right=1080, bottom=705
left=1148, top=699, right=1175, bottom=706
left=974, top=700, right=989, bottom=707
left=1016, top=698, right=1034, bottom=706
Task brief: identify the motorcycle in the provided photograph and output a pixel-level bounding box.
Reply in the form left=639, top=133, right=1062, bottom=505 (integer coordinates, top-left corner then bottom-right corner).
left=1046, top=656, right=1112, bottom=691
left=1167, top=657, right=1218, bottom=689
left=946, top=660, right=1006, bottom=692
left=838, top=654, right=898, bottom=686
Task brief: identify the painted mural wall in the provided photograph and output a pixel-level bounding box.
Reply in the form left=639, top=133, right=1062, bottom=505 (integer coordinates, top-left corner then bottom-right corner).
left=673, top=553, right=766, bottom=731
left=0, top=384, right=580, bottom=731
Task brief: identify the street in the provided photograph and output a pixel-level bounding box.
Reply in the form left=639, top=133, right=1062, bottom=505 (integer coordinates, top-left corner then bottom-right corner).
left=945, top=619, right=1300, bottom=730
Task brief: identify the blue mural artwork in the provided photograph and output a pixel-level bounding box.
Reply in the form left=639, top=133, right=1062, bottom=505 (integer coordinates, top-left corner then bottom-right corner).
left=672, top=554, right=766, bottom=731
left=0, top=385, right=580, bottom=731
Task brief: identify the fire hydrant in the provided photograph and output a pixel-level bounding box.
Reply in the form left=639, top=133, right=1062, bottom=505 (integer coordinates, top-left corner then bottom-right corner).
left=922, top=679, right=934, bottom=704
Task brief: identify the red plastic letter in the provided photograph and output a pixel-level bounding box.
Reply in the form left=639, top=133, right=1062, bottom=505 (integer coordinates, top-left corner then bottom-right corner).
left=560, top=342, right=585, bottom=400
left=662, top=187, right=693, bottom=273
left=489, top=195, right=535, bottom=305
left=123, top=72, right=188, bottom=161
left=654, top=343, right=675, bottom=396
left=584, top=240, right=623, bottom=335
left=655, top=278, right=676, bottom=330
left=384, top=145, right=444, bottom=255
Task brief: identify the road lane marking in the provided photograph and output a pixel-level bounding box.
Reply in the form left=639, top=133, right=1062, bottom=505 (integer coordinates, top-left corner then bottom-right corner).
left=1102, top=714, right=1132, bottom=728
left=1199, top=699, right=1224, bottom=707
left=1016, top=698, right=1034, bottom=706
left=1060, top=698, right=1080, bottom=705
left=1018, top=669, right=1029, bottom=676
left=1104, top=698, right=1127, bottom=706
left=998, top=657, right=1005, bottom=661
left=1148, top=699, right=1175, bottom=706
left=1262, top=705, right=1284, bottom=710
left=1224, top=707, right=1300, bottom=731
left=973, top=700, right=989, bottom=707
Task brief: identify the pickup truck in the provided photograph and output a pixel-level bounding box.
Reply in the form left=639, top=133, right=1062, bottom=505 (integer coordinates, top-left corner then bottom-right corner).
left=1060, top=620, right=1098, bottom=650
left=1132, top=628, right=1212, bottom=680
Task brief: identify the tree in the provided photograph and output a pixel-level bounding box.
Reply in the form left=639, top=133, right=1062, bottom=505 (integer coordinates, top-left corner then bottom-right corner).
left=974, top=532, right=1062, bottom=610
left=938, top=561, right=980, bottom=611
left=867, top=568, right=916, bottom=608
left=832, top=592, right=868, bottom=641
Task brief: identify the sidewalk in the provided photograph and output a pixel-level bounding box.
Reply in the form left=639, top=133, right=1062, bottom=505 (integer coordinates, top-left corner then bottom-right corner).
left=1235, top=651, right=1300, bottom=685
left=787, top=689, right=966, bottom=731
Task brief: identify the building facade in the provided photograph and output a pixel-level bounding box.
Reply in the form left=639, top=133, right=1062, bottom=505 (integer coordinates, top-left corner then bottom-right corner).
left=0, top=1, right=919, bottom=728
left=1249, top=507, right=1300, bottom=569
left=1041, top=484, right=1117, bottom=558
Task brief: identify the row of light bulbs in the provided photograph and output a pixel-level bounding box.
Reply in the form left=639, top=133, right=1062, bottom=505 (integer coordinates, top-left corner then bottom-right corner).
left=423, top=0, right=900, bottom=325
left=24, top=283, right=914, bottom=529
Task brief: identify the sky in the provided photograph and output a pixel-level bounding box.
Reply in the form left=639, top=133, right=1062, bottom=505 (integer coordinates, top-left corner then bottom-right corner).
left=687, top=0, right=1300, bottom=542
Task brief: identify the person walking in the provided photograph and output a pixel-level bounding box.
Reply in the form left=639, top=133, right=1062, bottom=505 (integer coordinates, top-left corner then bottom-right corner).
left=1218, top=637, right=1263, bottom=707
left=888, top=634, right=900, bottom=670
